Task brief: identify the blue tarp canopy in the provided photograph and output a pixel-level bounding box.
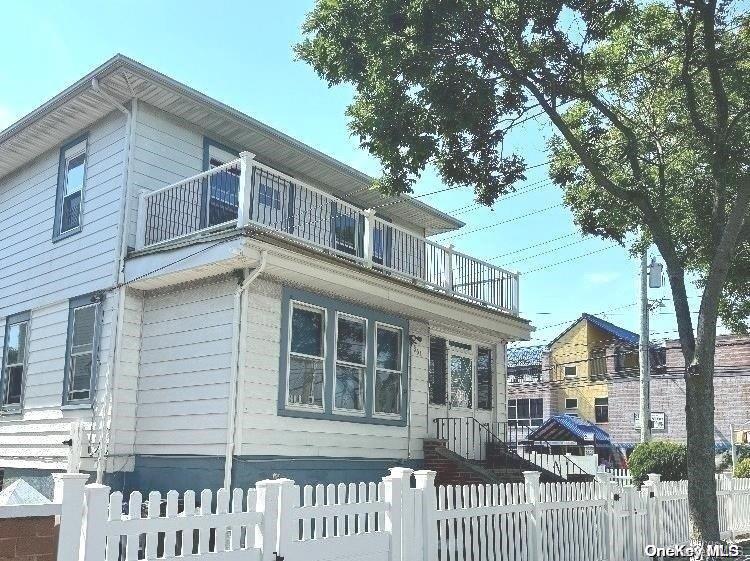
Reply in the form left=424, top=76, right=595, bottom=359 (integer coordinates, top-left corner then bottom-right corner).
left=525, top=415, right=613, bottom=446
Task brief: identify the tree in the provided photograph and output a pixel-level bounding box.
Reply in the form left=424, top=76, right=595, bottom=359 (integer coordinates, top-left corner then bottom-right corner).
left=296, top=0, right=750, bottom=545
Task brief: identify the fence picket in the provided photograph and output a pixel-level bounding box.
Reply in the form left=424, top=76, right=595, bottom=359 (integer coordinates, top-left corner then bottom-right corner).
left=10, top=469, right=750, bottom=561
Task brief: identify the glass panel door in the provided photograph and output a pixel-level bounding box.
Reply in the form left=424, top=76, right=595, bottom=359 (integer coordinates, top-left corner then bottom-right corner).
left=207, top=146, right=240, bottom=227
left=449, top=352, right=473, bottom=409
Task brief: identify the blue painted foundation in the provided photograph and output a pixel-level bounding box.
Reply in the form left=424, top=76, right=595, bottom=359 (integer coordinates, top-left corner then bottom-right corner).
left=108, top=456, right=423, bottom=495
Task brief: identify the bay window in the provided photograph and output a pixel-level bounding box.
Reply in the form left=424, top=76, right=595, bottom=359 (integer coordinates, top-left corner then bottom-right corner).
left=280, top=288, right=407, bottom=425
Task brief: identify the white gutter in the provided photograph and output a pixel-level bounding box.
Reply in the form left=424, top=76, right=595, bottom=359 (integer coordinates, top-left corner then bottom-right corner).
left=224, top=250, right=268, bottom=491
left=91, top=77, right=134, bottom=484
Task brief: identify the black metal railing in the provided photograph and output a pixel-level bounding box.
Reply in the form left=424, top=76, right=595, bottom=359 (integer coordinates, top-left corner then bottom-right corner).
left=433, top=417, right=505, bottom=462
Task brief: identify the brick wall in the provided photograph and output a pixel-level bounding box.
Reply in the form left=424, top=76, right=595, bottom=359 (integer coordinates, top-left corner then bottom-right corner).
left=0, top=516, right=58, bottom=561
left=608, top=336, right=750, bottom=446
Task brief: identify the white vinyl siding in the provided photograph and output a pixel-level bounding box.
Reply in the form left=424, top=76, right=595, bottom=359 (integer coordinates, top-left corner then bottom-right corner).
left=127, top=104, right=204, bottom=250
left=0, top=111, right=127, bottom=319
left=135, top=276, right=235, bottom=456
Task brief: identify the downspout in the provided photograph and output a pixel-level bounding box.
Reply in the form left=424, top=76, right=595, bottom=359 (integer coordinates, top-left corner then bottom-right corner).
left=224, top=250, right=268, bottom=491
left=91, top=77, right=134, bottom=483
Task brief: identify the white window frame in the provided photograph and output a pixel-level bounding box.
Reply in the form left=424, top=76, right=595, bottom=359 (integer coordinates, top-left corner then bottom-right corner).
left=286, top=300, right=327, bottom=410
left=373, top=321, right=403, bottom=418
left=333, top=312, right=368, bottom=415
left=507, top=397, right=544, bottom=427
left=1, top=314, right=30, bottom=410
left=564, top=365, right=577, bottom=378
left=59, top=140, right=87, bottom=235
left=565, top=397, right=578, bottom=410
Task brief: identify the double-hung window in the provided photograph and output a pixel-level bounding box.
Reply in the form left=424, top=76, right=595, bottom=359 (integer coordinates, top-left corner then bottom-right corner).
left=63, top=297, right=101, bottom=404
left=335, top=314, right=366, bottom=412
left=476, top=347, right=493, bottom=410
left=281, top=288, right=407, bottom=424
left=1, top=313, right=30, bottom=410
left=595, top=397, right=609, bottom=423
left=55, top=136, right=88, bottom=238
left=375, top=324, right=402, bottom=416
left=287, top=303, right=325, bottom=408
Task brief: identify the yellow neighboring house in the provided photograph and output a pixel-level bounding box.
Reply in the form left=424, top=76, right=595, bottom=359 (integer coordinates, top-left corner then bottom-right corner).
left=547, top=314, right=640, bottom=426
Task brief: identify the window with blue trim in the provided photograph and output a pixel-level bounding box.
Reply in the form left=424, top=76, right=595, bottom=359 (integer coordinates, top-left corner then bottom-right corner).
left=63, top=296, right=101, bottom=404
left=280, top=288, right=408, bottom=425
left=1, top=312, right=30, bottom=410
left=54, top=135, right=88, bottom=239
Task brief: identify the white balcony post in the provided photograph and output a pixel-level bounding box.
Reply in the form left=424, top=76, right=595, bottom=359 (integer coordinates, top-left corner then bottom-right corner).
left=363, top=208, right=376, bottom=268
left=52, top=473, right=88, bottom=561
left=135, top=189, right=148, bottom=251
left=442, top=244, right=455, bottom=293
left=237, top=151, right=256, bottom=229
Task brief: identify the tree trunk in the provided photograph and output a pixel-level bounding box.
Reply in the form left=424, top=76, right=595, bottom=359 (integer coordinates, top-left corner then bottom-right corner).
left=684, top=339, right=721, bottom=544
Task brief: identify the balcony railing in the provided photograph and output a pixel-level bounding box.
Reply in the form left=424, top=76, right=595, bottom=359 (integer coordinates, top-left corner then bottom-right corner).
left=135, top=152, right=520, bottom=314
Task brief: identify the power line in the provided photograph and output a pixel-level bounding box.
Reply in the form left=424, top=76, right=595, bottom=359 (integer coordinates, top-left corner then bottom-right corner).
left=499, top=238, right=589, bottom=267
left=521, top=245, right=618, bottom=274
left=438, top=203, right=564, bottom=241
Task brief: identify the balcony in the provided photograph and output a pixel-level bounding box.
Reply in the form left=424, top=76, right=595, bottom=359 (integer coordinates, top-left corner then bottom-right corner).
left=134, top=153, right=519, bottom=315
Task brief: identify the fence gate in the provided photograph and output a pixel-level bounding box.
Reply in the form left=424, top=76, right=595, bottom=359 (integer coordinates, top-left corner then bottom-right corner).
left=611, top=486, right=652, bottom=561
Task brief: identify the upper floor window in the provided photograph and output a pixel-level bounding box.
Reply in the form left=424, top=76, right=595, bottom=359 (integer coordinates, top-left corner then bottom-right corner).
left=280, top=288, right=408, bottom=425
left=565, top=398, right=578, bottom=411
left=54, top=136, right=88, bottom=239
left=63, top=295, right=101, bottom=404
left=508, top=398, right=543, bottom=427
left=1, top=312, right=30, bottom=410
left=476, top=347, right=492, bottom=410
left=595, top=397, right=609, bottom=423
left=564, top=365, right=577, bottom=378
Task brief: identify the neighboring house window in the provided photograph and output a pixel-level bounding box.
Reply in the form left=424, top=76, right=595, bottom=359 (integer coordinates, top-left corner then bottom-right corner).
left=1, top=312, right=30, bottom=409
left=280, top=288, right=408, bottom=425
left=564, top=365, right=577, bottom=378
left=428, top=337, right=447, bottom=405
left=508, top=365, right=541, bottom=384
left=565, top=398, right=578, bottom=410
left=591, top=347, right=606, bottom=377
left=54, top=136, right=88, bottom=239
left=334, top=313, right=367, bottom=412
left=258, top=183, right=281, bottom=210
left=63, top=297, right=101, bottom=404
left=477, top=347, right=492, bottom=410
left=614, top=347, right=626, bottom=372
left=287, top=303, right=326, bottom=408
left=508, top=398, right=543, bottom=427
left=374, top=324, right=402, bottom=415
left=595, top=397, right=609, bottom=423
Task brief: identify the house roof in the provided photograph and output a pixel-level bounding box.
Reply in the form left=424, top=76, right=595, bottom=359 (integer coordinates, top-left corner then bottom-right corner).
left=0, top=479, right=50, bottom=506
left=507, top=345, right=545, bottom=367
left=0, top=54, right=464, bottom=236
left=526, top=414, right=612, bottom=446
left=548, top=313, right=639, bottom=349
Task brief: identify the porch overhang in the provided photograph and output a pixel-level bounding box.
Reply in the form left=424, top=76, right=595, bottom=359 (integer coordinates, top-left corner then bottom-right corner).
left=124, top=231, right=533, bottom=341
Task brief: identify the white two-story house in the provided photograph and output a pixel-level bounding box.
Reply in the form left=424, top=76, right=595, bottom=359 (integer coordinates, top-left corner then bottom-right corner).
left=0, top=55, right=531, bottom=495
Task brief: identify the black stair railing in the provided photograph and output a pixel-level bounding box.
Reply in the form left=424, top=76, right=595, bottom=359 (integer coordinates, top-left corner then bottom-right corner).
left=432, top=417, right=505, bottom=462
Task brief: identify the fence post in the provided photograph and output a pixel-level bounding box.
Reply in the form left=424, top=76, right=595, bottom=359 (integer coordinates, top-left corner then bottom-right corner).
left=255, top=478, right=291, bottom=561
left=80, top=484, right=110, bottom=561
left=414, top=470, right=437, bottom=561
left=274, top=479, right=298, bottom=560
left=523, top=471, right=542, bottom=561
left=363, top=208, right=376, bottom=268
left=383, top=467, right=414, bottom=561
left=644, top=473, right=662, bottom=547
left=595, top=470, right=613, bottom=560
left=52, top=473, right=88, bottom=561
left=723, top=473, right=736, bottom=540
left=237, top=151, right=256, bottom=228
left=135, top=189, right=148, bottom=250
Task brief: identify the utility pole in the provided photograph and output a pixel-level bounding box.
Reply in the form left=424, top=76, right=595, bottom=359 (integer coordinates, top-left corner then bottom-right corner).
left=639, top=251, right=652, bottom=442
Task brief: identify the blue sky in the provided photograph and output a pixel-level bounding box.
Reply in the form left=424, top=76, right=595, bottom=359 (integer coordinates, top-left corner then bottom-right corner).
left=0, top=0, right=713, bottom=344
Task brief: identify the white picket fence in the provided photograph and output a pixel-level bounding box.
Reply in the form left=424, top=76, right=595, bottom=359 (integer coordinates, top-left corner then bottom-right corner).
left=7, top=469, right=750, bottom=561
left=606, top=468, right=633, bottom=486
